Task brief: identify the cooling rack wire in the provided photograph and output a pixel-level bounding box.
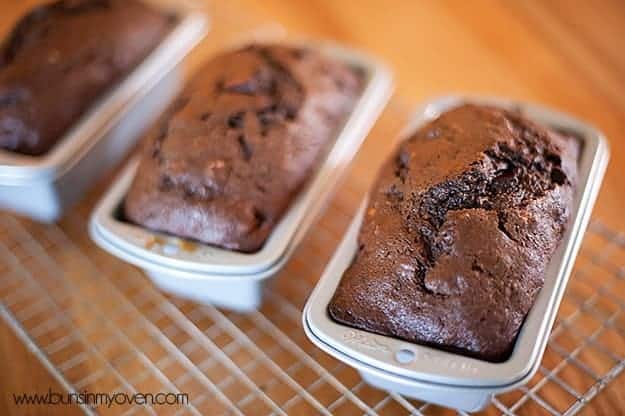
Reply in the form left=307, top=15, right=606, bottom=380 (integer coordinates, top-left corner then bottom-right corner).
left=1, top=2, right=625, bottom=415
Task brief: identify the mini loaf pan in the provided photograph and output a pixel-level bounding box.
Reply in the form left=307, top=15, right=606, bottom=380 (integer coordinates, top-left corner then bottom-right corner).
left=89, top=41, right=394, bottom=311
left=303, top=96, right=610, bottom=412
left=0, top=1, right=209, bottom=222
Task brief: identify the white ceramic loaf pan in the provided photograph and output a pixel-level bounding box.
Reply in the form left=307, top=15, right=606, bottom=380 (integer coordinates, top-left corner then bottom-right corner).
left=0, top=1, right=208, bottom=222
left=89, top=41, right=394, bottom=311
left=303, top=96, right=610, bottom=412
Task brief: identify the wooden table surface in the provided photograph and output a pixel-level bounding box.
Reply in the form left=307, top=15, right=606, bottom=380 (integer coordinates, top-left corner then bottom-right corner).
left=1, top=1, right=624, bottom=415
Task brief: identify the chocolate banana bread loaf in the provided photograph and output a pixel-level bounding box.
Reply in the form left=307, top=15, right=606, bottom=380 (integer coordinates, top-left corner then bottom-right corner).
left=124, top=44, right=363, bottom=252
left=328, top=104, right=578, bottom=362
left=0, top=0, right=172, bottom=156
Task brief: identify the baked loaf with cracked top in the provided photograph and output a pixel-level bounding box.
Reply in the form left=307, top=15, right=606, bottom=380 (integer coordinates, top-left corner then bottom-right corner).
left=328, top=104, right=578, bottom=362
left=124, top=44, right=363, bottom=252
left=0, top=0, right=172, bottom=156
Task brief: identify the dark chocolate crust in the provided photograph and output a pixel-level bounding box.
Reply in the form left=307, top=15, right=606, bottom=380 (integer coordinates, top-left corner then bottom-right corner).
left=124, top=44, right=363, bottom=252
left=0, top=0, right=172, bottom=156
left=328, top=104, right=578, bottom=362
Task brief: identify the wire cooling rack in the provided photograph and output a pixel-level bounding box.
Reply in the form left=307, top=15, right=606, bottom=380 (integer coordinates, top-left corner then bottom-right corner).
left=1, top=172, right=625, bottom=416
left=1, top=3, right=625, bottom=415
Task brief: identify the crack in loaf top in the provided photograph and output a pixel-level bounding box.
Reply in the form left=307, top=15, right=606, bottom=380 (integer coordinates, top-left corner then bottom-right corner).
left=124, top=44, right=364, bottom=252
left=328, top=104, right=579, bottom=362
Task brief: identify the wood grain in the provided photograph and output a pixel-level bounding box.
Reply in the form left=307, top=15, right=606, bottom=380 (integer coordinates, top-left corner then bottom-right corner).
left=0, top=0, right=624, bottom=415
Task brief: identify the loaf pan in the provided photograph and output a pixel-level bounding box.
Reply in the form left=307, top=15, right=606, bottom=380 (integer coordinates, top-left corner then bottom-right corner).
left=89, top=41, right=394, bottom=311
left=303, top=96, right=609, bottom=411
left=0, top=1, right=209, bottom=222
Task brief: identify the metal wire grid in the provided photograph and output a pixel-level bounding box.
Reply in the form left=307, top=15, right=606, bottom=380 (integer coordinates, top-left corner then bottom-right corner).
left=1, top=180, right=624, bottom=416
left=2, top=0, right=622, bottom=414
